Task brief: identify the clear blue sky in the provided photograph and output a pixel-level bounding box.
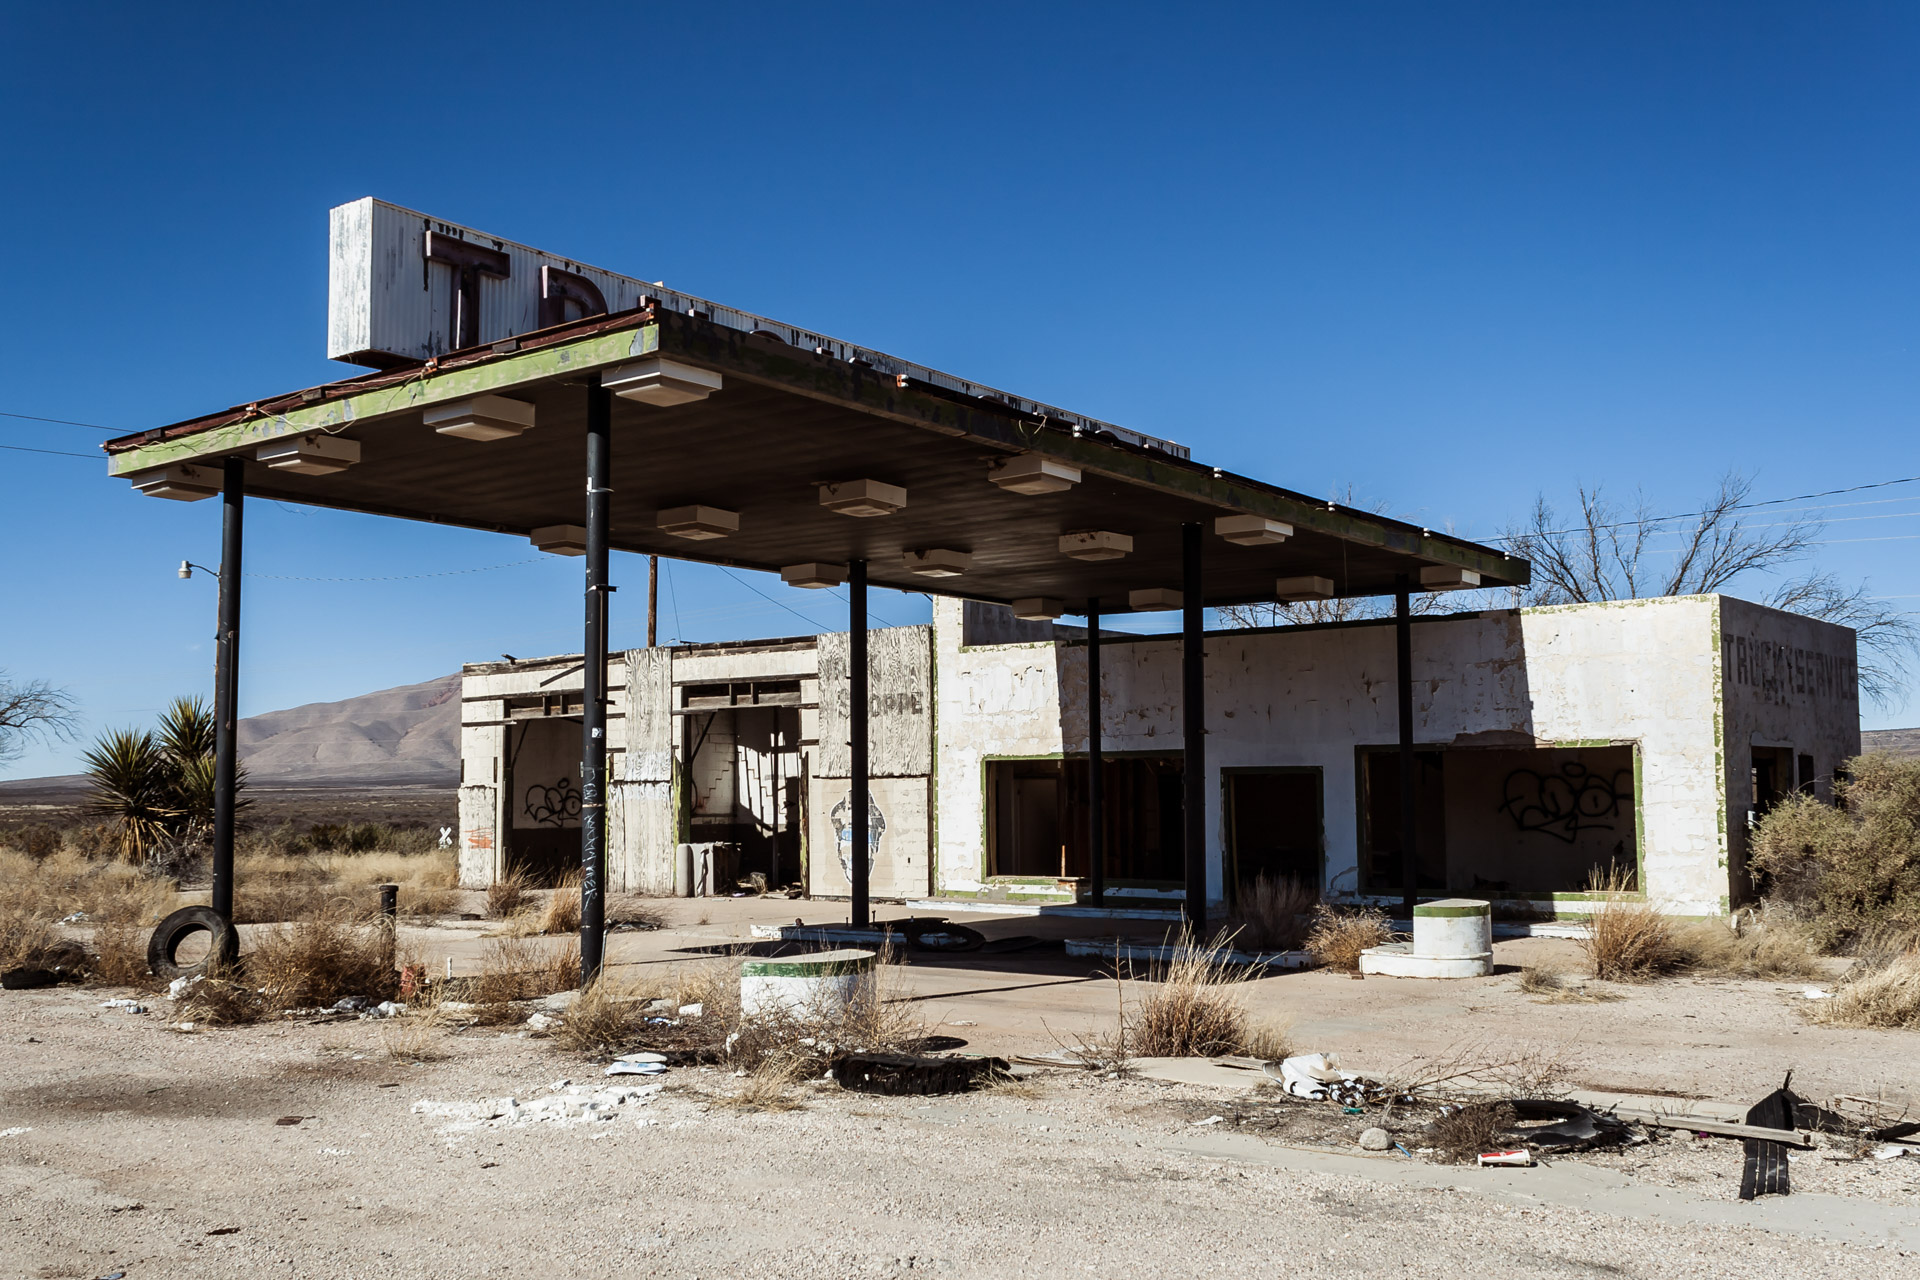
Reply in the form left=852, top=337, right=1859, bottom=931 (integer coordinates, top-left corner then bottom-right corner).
left=2, top=2, right=1915, bottom=778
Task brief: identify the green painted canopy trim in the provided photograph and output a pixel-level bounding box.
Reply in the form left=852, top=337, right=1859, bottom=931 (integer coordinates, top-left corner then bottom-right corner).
left=1413, top=901, right=1492, bottom=918
left=741, top=952, right=876, bottom=978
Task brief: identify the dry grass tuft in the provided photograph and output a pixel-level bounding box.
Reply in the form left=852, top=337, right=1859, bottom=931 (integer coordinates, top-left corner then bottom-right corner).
left=247, top=906, right=398, bottom=1010
left=1427, top=1101, right=1517, bottom=1163
left=721, top=1057, right=808, bottom=1112
left=1304, top=904, right=1391, bottom=972
left=553, top=971, right=666, bottom=1057
left=715, top=950, right=927, bottom=1077
left=486, top=870, right=528, bottom=919
left=503, top=873, right=583, bottom=937
left=1130, top=937, right=1254, bottom=1058
left=379, top=994, right=451, bottom=1062
left=88, top=921, right=156, bottom=988
left=1240, top=1015, right=1294, bottom=1063
left=1668, top=917, right=1824, bottom=980
left=1518, top=959, right=1620, bottom=1003
left=1227, top=875, right=1317, bottom=952
left=1579, top=867, right=1681, bottom=982
left=175, top=962, right=265, bottom=1025
left=471, top=935, right=580, bottom=1014
left=1809, top=940, right=1920, bottom=1030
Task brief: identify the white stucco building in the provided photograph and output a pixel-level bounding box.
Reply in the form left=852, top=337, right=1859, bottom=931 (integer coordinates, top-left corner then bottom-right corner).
left=456, top=593, right=1858, bottom=917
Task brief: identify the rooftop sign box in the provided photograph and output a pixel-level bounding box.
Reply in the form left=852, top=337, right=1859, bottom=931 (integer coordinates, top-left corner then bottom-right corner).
left=325, top=197, right=1189, bottom=457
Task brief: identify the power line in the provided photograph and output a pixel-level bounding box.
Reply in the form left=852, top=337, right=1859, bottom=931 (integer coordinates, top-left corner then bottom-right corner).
left=0, top=441, right=99, bottom=459
left=1494, top=474, right=1920, bottom=543
left=243, top=559, right=546, bottom=583
left=0, top=409, right=118, bottom=432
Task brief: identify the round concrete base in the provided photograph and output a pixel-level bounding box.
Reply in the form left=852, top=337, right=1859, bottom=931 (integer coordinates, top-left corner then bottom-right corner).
left=740, top=948, right=876, bottom=1018
left=1356, top=941, right=1493, bottom=979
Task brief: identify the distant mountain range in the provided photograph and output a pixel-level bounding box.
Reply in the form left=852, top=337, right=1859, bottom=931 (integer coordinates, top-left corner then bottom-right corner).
left=0, top=674, right=461, bottom=795
left=1861, top=728, right=1920, bottom=759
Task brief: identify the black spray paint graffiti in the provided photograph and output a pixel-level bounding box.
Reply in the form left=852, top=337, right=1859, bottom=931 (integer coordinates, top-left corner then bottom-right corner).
left=524, top=777, right=583, bottom=827
left=1497, top=762, right=1631, bottom=844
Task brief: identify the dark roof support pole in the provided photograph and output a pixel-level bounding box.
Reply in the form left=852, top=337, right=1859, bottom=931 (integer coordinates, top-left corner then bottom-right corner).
left=1086, top=596, right=1105, bottom=910
left=579, top=377, right=611, bottom=984
left=1182, top=523, right=1207, bottom=932
left=1396, top=575, right=1417, bottom=922
left=210, top=457, right=244, bottom=925
left=849, top=559, right=871, bottom=927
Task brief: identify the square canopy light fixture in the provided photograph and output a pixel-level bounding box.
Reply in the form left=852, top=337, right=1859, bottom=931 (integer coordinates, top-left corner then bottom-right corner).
left=656, top=505, right=739, bottom=540
left=1419, top=565, right=1481, bottom=591
left=130, top=463, right=220, bottom=502
left=781, top=562, right=848, bottom=589
left=1059, top=530, right=1133, bottom=561
left=602, top=358, right=723, bottom=407
left=820, top=479, right=906, bottom=518
left=1274, top=574, right=1336, bottom=602
left=1128, top=587, right=1183, bottom=611
left=1215, top=514, right=1293, bottom=546
left=903, top=547, right=971, bottom=577
left=256, top=433, right=361, bottom=476
left=1011, top=597, right=1064, bottom=622
left=530, top=524, right=588, bottom=556
left=989, top=453, right=1081, bottom=495
left=424, top=395, right=536, bottom=442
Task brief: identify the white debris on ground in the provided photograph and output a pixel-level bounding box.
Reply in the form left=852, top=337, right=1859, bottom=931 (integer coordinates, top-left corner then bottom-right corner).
left=412, top=1082, right=666, bottom=1134
left=98, top=999, right=147, bottom=1013
left=1, top=1127, right=32, bottom=1138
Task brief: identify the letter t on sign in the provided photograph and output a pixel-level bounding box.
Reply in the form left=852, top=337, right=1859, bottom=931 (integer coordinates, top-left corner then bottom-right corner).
left=425, top=231, right=511, bottom=350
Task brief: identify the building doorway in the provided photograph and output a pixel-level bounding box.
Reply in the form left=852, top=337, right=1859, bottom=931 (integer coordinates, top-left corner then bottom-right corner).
left=1224, top=768, right=1322, bottom=900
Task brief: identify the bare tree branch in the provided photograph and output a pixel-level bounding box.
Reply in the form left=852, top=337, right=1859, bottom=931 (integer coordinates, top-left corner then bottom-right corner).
left=0, top=673, right=79, bottom=765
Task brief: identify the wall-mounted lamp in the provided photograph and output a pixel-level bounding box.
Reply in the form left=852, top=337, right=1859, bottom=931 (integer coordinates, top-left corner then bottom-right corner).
left=178, top=560, right=219, bottom=580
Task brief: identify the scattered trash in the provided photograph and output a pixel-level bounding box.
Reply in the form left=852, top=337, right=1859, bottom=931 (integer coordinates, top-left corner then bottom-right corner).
left=1505, top=1100, right=1633, bottom=1153
left=1478, top=1149, right=1534, bottom=1167
left=369, top=1001, right=406, bottom=1019
left=1192, top=1115, right=1225, bottom=1127
left=1801, top=988, right=1832, bottom=1000
left=1358, top=1127, right=1391, bottom=1151
left=829, top=1051, right=1012, bottom=1096
left=524, top=1013, right=558, bottom=1033
left=1264, top=1053, right=1387, bottom=1106
left=99, top=999, right=147, bottom=1014
left=0, top=1127, right=31, bottom=1138
left=414, top=1083, right=664, bottom=1132
left=1873, top=1144, right=1913, bottom=1160
left=167, top=975, right=203, bottom=1000
left=172, top=1021, right=197, bottom=1034
left=1740, top=1077, right=1805, bottom=1201
left=274, top=1116, right=307, bottom=1127
left=206, top=1226, right=241, bottom=1236
left=58, top=911, right=87, bottom=924
left=678, top=1003, right=704, bottom=1018
left=605, top=1059, right=668, bottom=1077
left=332, top=997, right=370, bottom=1013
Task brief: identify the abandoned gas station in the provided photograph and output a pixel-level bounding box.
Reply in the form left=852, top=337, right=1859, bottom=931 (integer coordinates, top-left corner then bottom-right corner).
left=103, top=199, right=1861, bottom=975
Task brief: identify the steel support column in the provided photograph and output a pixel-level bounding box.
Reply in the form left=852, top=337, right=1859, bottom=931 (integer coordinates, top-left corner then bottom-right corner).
left=1181, top=523, right=1206, bottom=930
left=579, top=378, right=611, bottom=983
left=849, top=559, right=870, bottom=926
left=210, top=457, right=244, bottom=924
left=1086, top=597, right=1105, bottom=908
left=1395, top=575, right=1417, bottom=921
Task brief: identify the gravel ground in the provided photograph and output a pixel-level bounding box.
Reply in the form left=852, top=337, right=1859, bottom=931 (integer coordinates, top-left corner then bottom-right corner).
left=3, top=989, right=1918, bottom=1280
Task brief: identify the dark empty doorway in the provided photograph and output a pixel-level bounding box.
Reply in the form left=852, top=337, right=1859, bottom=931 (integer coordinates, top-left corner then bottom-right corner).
left=1225, top=768, right=1322, bottom=897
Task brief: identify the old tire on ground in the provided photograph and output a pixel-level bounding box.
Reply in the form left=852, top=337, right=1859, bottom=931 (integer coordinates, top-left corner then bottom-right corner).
left=147, top=906, right=239, bottom=980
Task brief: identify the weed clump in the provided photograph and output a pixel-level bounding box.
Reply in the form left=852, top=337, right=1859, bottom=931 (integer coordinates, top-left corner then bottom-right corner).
left=1129, top=933, right=1261, bottom=1057
left=1518, top=960, right=1619, bottom=1003
left=1304, top=905, right=1391, bottom=972
left=1751, top=754, right=1920, bottom=951
left=486, top=871, right=528, bottom=919
left=1667, top=917, right=1823, bottom=980
left=1426, top=1101, right=1517, bottom=1164
left=1809, top=934, right=1920, bottom=1030
left=1579, top=867, right=1681, bottom=981
left=1227, top=875, right=1317, bottom=952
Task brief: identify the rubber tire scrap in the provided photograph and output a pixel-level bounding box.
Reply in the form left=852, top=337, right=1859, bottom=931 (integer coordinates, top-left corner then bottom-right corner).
left=830, top=1052, right=1010, bottom=1096
left=148, top=906, right=240, bottom=980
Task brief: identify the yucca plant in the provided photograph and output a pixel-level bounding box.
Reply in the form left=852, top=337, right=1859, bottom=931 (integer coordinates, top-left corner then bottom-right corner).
left=82, top=729, right=180, bottom=864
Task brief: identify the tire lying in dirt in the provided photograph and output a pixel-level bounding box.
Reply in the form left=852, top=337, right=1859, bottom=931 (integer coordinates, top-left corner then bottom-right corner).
left=903, top=921, right=986, bottom=953
left=147, top=906, right=239, bottom=980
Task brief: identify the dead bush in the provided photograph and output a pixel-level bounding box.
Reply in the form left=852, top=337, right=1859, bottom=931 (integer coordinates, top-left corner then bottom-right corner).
left=553, top=971, right=666, bottom=1057
left=510, top=873, right=582, bottom=936
left=379, top=995, right=451, bottom=1062
left=1304, top=904, right=1391, bottom=972
left=88, top=921, right=155, bottom=988
left=1579, top=867, right=1681, bottom=981
left=247, top=907, right=398, bottom=1010
left=1809, top=941, right=1920, bottom=1030
left=175, top=963, right=264, bottom=1025
left=472, top=935, right=579, bottom=1008
left=1227, top=874, right=1317, bottom=952
left=721, top=1057, right=808, bottom=1112
left=1241, top=1015, right=1293, bottom=1062
left=1751, top=754, right=1920, bottom=951
left=1668, top=917, right=1823, bottom=980
left=1127, top=931, right=1263, bottom=1058
left=1427, top=1101, right=1517, bottom=1163
left=486, top=870, right=528, bottom=919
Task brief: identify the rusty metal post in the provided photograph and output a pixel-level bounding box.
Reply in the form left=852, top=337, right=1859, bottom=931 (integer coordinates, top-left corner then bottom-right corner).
left=580, top=378, right=611, bottom=983
left=647, top=554, right=659, bottom=648
left=1181, top=523, right=1206, bottom=931
left=210, top=457, right=244, bottom=925
left=1086, top=597, right=1105, bottom=909
left=1396, top=576, right=1417, bottom=921
left=378, top=882, right=398, bottom=973
left=849, top=559, right=870, bottom=927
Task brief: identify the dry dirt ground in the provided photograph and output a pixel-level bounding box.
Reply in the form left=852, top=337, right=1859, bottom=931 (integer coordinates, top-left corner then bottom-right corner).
left=4, top=896, right=1919, bottom=1279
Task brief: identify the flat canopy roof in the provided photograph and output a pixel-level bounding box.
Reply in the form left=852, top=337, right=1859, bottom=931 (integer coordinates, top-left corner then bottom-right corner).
left=103, top=303, right=1527, bottom=612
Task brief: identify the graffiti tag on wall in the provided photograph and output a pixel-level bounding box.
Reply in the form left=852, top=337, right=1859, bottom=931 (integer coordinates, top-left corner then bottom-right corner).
left=1497, top=762, right=1631, bottom=844
left=524, top=777, right=583, bottom=827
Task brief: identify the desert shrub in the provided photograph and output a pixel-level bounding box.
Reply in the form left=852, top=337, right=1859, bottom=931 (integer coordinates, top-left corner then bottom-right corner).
left=472, top=936, right=579, bottom=1007
left=1751, top=754, right=1920, bottom=951
left=1667, top=917, right=1823, bottom=980
left=1427, top=1101, right=1517, bottom=1164
left=0, top=906, right=60, bottom=970
left=537, top=873, right=582, bottom=935
left=1, top=823, right=63, bottom=861
left=247, top=907, right=399, bottom=1010
left=1228, top=874, right=1317, bottom=952
left=486, top=870, right=528, bottom=919
left=1130, top=936, right=1256, bottom=1057
left=88, top=921, right=155, bottom=987
left=1579, top=867, right=1681, bottom=981
left=1304, top=904, right=1391, bottom=972
left=553, top=971, right=667, bottom=1057
left=1808, top=930, right=1920, bottom=1030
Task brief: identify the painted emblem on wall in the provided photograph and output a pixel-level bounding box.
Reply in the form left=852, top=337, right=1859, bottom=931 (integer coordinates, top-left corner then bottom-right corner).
left=830, top=792, right=886, bottom=883
left=524, top=777, right=583, bottom=827
left=1497, top=762, right=1631, bottom=844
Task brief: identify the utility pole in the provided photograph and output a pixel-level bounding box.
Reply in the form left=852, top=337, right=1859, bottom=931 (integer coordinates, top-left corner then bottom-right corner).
left=648, top=554, right=659, bottom=648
